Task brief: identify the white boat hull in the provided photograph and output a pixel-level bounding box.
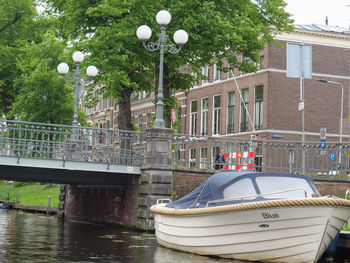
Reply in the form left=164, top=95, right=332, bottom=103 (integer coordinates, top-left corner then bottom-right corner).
left=153, top=205, right=350, bottom=263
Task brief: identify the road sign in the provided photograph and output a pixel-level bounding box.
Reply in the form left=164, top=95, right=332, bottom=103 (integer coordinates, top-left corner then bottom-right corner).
left=298, top=101, right=304, bottom=111
left=330, top=153, right=336, bottom=161
left=287, top=42, right=312, bottom=79
left=320, top=128, right=326, bottom=140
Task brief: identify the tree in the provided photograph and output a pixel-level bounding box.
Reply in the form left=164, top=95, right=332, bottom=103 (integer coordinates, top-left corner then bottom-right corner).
left=0, top=0, right=39, bottom=115
left=8, top=32, right=75, bottom=125
left=44, top=0, right=293, bottom=129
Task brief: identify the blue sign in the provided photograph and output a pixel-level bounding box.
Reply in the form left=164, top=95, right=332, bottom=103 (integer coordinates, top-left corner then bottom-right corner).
left=272, top=134, right=284, bottom=138
left=330, top=153, right=336, bottom=161
left=320, top=139, right=326, bottom=149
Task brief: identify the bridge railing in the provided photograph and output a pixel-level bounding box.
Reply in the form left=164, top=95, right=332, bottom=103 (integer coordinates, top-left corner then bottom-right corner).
left=0, top=120, right=145, bottom=166
left=172, top=133, right=350, bottom=175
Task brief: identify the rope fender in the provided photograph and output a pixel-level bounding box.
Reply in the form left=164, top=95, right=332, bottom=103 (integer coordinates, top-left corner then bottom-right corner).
left=150, top=198, right=350, bottom=216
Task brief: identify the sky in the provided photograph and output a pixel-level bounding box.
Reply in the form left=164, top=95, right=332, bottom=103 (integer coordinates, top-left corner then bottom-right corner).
left=285, top=0, right=350, bottom=29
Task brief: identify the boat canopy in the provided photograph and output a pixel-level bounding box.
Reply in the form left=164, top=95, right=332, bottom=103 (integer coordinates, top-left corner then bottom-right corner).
left=166, top=172, right=319, bottom=209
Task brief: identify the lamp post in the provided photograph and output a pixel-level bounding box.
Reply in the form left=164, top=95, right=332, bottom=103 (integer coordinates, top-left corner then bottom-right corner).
left=136, top=10, right=188, bottom=129
left=57, top=51, right=98, bottom=139
left=317, top=79, right=344, bottom=165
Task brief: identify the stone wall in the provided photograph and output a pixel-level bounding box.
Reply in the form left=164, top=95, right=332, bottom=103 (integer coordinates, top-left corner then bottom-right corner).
left=313, top=176, right=350, bottom=198
left=173, top=170, right=350, bottom=200
left=173, top=169, right=212, bottom=198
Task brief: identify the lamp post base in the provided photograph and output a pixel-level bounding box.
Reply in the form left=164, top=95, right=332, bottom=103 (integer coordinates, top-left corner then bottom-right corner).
left=153, top=119, right=165, bottom=129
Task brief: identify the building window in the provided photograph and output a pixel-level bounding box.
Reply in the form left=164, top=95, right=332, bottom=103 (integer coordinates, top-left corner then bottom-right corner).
left=228, top=64, right=236, bottom=78
left=240, top=89, right=249, bottom=132
left=138, top=114, right=143, bottom=131
left=147, top=113, right=154, bottom=128
left=192, top=71, right=198, bottom=87
left=190, top=100, right=197, bottom=135
left=177, top=107, right=182, bottom=133
left=227, top=91, right=235, bottom=134
left=258, top=55, right=264, bottom=70
left=212, top=95, right=221, bottom=135
left=202, top=65, right=210, bottom=85
left=201, top=98, right=208, bottom=136
left=190, top=148, right=196, bottom=168
left=212, top=146, right=220, bottom=166
left=254, top=85, right=263, bottom=130
left=241, top=56, right=250, bottom=75
left=214, top=64, right=220, bottom=81
left=200, top=147, right=208, bottom=169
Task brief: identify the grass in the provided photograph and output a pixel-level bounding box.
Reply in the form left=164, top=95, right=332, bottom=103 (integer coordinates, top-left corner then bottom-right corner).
left=343, top=223, right=350, bottom=231
left=0, top=181, right=60, bottom=207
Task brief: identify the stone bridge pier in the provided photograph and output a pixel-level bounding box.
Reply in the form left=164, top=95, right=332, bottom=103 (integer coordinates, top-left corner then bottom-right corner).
left=62, top=128, right=173, bottom=230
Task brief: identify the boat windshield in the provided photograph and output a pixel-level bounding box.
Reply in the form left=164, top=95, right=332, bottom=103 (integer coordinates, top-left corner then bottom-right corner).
left=223, top=178, right=257, bottom=200
left=256, top=176, right=315, bottom=199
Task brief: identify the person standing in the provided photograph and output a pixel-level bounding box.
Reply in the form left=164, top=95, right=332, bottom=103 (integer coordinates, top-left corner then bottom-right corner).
left=215, top=148, right=226, bottom=170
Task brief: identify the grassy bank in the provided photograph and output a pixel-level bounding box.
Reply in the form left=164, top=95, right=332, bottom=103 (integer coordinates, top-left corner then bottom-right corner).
left=0, top=181, right=60, bottom=207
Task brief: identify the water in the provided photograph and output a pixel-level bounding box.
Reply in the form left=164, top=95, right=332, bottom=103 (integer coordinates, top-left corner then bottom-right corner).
left=0, top=209, right=348, bottom=263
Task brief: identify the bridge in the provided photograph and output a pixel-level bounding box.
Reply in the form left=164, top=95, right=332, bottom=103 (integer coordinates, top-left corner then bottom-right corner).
left=1, top=120, right=350, bottom=182
left=1, top=119, right=350, bottom=229
left=0, top=120, right=144, bottom=185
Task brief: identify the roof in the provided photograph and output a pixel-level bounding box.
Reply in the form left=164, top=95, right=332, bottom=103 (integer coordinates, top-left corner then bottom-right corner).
left=295, top=24, right=350, bottom=34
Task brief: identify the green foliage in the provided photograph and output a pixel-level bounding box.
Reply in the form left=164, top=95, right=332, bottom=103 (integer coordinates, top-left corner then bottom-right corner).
left=343, top=222, right=350, bottom=231
left=0, top=0, right=40, bottom=115
left=8, top=32, right=74, bottom=124
left=43, top=0, right=293, bottom=129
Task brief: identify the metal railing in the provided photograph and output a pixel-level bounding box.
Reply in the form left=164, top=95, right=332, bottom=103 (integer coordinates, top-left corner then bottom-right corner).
left=2, top=119, right=350, bottom=176
left=0, top=120, right=145, bottom=166
left=172, top=133, right=350, bottom=175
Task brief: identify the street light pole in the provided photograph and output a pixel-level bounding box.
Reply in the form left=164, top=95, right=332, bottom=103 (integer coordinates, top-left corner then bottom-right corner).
left=317, top=79, right=344, bottom=165
left=57, top=51, right=98, bottom=140
left=136, top=10, right=188, bottom=129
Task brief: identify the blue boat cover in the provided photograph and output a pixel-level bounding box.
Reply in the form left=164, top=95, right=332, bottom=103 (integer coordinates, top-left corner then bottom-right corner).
left=166, top=171, right=317, bottom=209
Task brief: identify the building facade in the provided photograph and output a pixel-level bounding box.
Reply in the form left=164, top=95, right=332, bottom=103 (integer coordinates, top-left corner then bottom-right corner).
left=84, top=24, right=350, bottom=144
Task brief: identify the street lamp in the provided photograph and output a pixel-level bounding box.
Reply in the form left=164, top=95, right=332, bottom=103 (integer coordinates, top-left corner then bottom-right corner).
left=136, top=10, right=188, bottom=128
left=317, top=79, right=344, bottom=165
left=58, top=51, right=98, bottom=139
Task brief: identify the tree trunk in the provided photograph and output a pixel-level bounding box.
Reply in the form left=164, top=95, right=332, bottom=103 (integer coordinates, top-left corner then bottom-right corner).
left=117, top=86, right=133, bottom=161
left=117, top=86, right=133, bottom=131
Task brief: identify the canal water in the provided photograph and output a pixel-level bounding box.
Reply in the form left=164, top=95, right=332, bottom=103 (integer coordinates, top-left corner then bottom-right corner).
left=0, top=209, right=348, bottom=263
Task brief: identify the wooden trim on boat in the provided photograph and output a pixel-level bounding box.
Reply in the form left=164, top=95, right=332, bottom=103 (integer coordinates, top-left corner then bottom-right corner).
left=150, top=197, right=350, bottom=215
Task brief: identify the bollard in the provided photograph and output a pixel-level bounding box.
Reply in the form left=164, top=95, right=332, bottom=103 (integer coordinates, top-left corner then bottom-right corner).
left=16, top=195, right=18, bottom=204
left=6, top=192, right=9, bottom=201
left=48, top=196, right=51, bottom=207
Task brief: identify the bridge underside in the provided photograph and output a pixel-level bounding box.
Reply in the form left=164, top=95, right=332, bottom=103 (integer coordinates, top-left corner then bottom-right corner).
left=0, top=156, right=141, bottom=185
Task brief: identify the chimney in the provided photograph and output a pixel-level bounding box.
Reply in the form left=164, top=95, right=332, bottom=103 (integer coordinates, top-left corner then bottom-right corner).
left=325, top=16, right=328, bottom=25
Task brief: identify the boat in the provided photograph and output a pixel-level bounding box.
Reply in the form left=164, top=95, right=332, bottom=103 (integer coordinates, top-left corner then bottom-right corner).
left=337, top=230, right=350, bottom=250
left=151, top=171, right=350, bottom=263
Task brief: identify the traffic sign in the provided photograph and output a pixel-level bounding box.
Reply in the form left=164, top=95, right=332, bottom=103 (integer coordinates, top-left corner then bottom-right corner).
left=320, top=128, right=326, bottom=140
left=330, top=153, right=336, bottom=161
left=298, top=101, right=304, bottom=111
left=320, top=139, right=326, bottom=149
left=287, top=42, right=312, bottom=79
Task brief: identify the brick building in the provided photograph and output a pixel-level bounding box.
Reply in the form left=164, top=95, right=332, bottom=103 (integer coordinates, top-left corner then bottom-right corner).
left=84, top=24, right=350, bottom=143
